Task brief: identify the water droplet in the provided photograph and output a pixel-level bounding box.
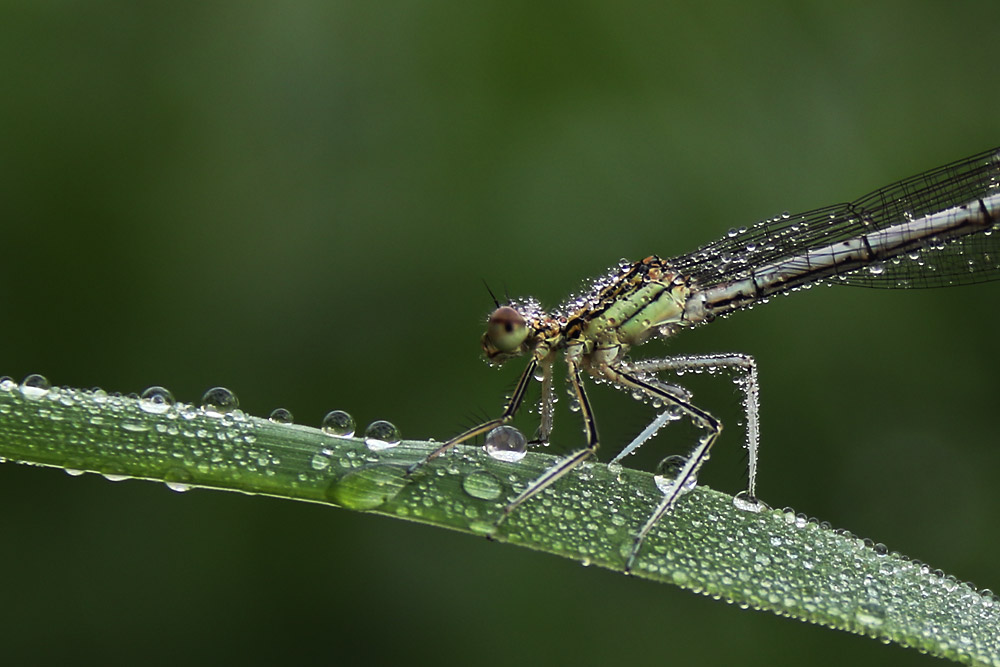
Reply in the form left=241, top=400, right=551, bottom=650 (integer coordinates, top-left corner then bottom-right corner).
left=328, top=465, right=408, bottom=510
left=268, top=407, right=294, bottom=424
left=469, top=520, right=496, bottom=535
left=854, top=601, right=886, bottom=628
left=485, top=425, right=527, bottom=462
left=121, top=420, right=151, bottom=433
left=653, top=455, right=696, bottom=494
left=310, top=448, right=333, bottom=471
left=867, top=261, right=885, bottom=275
left=462, top=470, right=504, bottom=500
left=364, top=420, right=401, bottom=451
left=20, top=374, right=50, bottom=400
left=164, top=467, right=193, bottom=492
left=201, top=387, right=239, bottom=416
left=139, top=386, right=175, bottom=414
left=322, top=410, right=356, bottom=437
left=732, top=490, right=767, bottom=513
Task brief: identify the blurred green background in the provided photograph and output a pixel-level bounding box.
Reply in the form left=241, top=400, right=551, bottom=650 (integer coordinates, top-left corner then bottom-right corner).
left=2, top=2, right=998, bottom=665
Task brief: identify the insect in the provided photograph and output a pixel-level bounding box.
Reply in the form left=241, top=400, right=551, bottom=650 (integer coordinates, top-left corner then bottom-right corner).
left=409, top=146, right=1000, bottom=571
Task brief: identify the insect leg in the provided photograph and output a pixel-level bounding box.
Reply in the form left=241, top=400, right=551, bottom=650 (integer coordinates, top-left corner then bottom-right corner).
left=530, top=357, right=555, bottom=446
left=620, top=353, right=760, bottom=499
left=495, top=358, right=598, bottom=525
left=406, top=357, right=538, bottom=475
left=601, top=363, right=723, bottom=572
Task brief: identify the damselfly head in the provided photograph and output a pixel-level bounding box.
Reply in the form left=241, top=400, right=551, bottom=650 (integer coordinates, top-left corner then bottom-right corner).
left=481, top=305, right=530, bottom=362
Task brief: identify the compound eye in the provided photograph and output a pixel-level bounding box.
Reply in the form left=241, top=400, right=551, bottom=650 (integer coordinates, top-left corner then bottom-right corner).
left=485, top=306, right=528, bottom=353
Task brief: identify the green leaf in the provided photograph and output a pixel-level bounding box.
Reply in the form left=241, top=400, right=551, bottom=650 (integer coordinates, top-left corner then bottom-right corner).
left=0, top=378, right=997, bottom=665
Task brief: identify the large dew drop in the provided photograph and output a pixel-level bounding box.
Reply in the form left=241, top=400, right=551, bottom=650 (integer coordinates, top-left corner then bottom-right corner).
left=139, top=386, right=175, bottom=414
left=200, top=387, right=239, bottom=416
left=321, top=410, right=355, bottom=438
left=364, top=420, right=401, bottom=451
left=485, top=425, right=527, bottom=462
left=20, top=374, right=51, bottom=401
left=268, top=407, right=294, bottom=424
left=653, top=454, right=696, bottom=495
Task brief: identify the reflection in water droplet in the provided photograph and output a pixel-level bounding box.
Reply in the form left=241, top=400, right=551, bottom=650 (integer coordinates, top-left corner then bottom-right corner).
left=484, top=425, right=527, bottom=462
left=20, top=374, right=51, bottom=401
left=462, top=470, right=504, bottom=500
left=328, top=465, right=408, bottom=510
left=139, top=386, right=175, bottom=414
left=201, top=387, right=239, bottom=415
left=322, top=410, right=356, bottom=437
left=364, top=420, right=401, bottom=451
left=268, top=407, right=294, bottom=424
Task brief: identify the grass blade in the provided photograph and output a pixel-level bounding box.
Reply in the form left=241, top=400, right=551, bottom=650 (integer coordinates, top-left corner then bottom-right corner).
left=0, top=378, right=996, bottom=665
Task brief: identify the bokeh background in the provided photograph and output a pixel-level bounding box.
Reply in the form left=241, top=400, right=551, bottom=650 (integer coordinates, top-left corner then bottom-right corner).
left=2, top=2, right=998, bottom=665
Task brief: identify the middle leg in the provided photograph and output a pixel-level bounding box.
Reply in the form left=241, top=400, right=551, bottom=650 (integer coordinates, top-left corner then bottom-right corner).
left=614, top=353, right=760, bottom=499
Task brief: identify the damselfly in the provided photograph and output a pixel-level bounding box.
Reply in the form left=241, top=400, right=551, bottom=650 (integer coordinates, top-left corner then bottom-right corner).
left=409, top=146, right=1000, bottom=571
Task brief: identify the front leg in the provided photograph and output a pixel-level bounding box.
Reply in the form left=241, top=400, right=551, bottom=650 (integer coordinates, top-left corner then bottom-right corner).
left=495, top=357, right=599, bottom=527
left=406, top=357, right=538, bottom=475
